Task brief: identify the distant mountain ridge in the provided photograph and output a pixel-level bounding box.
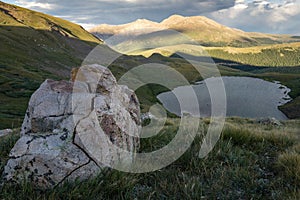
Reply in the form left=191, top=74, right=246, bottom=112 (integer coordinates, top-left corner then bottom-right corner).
left=90, top=14, right=299, bottom=47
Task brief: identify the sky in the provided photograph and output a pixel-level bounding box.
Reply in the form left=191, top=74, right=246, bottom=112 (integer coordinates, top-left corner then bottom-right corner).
left=3, top=0, right=300, bottom=35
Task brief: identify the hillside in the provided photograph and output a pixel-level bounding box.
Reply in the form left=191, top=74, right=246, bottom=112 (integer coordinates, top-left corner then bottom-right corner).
left=90, top=14, right=300, bottom=47
left=1, top=1, right=299, bottom=130
left=0, top=1, right=102, bottom=129
left=90, top=15, right=300, bottom=68
left=130, top=43, right=300, bottom=67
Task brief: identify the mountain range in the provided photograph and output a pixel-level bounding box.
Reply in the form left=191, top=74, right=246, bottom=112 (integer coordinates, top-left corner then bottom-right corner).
left=90, top=15, right=300, bottom=68
left=0, top=1, right=299, bottom=129
left=90, top=14, right=300, bottom=47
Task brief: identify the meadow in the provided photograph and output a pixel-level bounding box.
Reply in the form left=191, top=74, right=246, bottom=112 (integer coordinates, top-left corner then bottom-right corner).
left=0, top=118, right=299, bottom=199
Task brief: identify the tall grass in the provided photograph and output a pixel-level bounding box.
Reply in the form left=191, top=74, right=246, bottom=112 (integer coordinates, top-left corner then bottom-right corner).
left=0, top=118, right=299, bottom=199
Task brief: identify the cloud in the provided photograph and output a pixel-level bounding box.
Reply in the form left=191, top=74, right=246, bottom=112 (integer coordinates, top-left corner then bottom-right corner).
left=11, top=0, right=235, bottom=27
left=208, top=0, right=300, bottom=34
left=15, top=0, right=56, bottom=10
left=10, top=0, right=300, bottom=34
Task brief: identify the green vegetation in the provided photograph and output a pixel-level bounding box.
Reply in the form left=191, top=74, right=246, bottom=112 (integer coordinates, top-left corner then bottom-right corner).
left=131, top=43, right=300, bottom=67
left=279, top=97, right=300, bottom=119
left=108, top=54, right=300, bottom=118
left=0, top=118, right=299, bottom=199
left=0, top=1, right=102, bottom=129
left=0, top=1, right=100, bottom=43
left=1, top=1, right=299, bottom=130
left=0, top=3, right=299, bottom=198
left=206, top=43, right=300, bottom=67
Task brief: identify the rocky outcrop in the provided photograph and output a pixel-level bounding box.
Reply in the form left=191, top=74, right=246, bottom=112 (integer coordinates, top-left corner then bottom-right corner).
left=256, top=117, right=282, bottom=126
left=2, top=64, right=141, bottom=188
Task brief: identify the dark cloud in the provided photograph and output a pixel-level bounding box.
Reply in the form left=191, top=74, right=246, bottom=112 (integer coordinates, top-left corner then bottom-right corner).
left=14, top=0, right=235, bottom=28
left=11, top=0, right=300, bottom=34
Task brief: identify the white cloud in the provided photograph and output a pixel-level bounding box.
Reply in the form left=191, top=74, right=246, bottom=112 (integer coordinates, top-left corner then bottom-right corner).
left=78, top=23, right=98, bottom=30
left=208, top=0, right=300, bottom=34
left=16, top=0, right=56, bottom=10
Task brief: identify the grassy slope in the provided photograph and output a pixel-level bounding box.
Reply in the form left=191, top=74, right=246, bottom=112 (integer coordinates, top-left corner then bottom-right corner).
left=0, top=3, right=299, bottom=198
left=0, top=118, right=299, bottom=199
left=90, top=15, right=300, bottom=68
left=279, top=97, right=300, bottom=119
left=90, top=14, right=300, bottom=118
left=160, top=15, right=298, bottom=47
left=0, top=1, right=100, bottom=43
left=129, top=43, right=300, bottom=67
left=0, top=1, right=102, bottom=129
left=107, top=54, right=300, bottom=119
left=117, top=44, right=300, bottom=119
left=206, top=43, right=300, bottom=67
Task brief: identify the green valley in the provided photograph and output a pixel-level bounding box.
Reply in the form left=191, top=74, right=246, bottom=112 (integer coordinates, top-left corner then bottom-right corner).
left=0, top=1, right=299, bottom=199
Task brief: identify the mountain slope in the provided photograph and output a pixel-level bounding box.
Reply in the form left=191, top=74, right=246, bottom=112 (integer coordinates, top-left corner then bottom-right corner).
left=90, top=15, right=300, bottom=67
left=0, top=1, right=100, bottom=42
left=130, top=42, right=300, bottom=67
left=90, top=14, right=299, bottom=47
left=0, top=1, right=102, bottom=129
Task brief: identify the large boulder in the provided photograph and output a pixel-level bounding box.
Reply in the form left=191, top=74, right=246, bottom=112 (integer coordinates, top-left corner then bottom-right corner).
left=2, top=65, right=141, bottom=188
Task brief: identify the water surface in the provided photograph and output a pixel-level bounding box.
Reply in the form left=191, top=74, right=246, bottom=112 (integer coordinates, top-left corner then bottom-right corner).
left=157, top=76, right=292, bottom=120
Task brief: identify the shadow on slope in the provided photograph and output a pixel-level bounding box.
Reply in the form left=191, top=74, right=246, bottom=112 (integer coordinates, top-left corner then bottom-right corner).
left=0, top=25, right=102, bottom=129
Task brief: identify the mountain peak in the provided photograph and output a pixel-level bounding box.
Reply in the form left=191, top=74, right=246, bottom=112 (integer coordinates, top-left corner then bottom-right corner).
left=129, top=18, right=160, bottom=27
left=161, top=14, right=186, bottom=24
left=161, top=14, right=217, bottom=26
left=134, top=18, right=153, bottom=23
left=89, top=14, right=295, bottom=47
left=165, top=14, right=186, bottom=20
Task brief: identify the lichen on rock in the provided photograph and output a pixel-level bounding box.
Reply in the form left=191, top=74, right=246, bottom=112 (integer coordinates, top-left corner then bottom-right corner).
left=2, top=64, right=141, bottom=188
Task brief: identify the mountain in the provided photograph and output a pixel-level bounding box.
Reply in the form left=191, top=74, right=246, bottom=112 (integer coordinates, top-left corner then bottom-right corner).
left=0, top=1, right=102, bottom=129
left=1, top=1, right=299, bottom=130
left=89, top=14, right=300, bottom=119
left=90, top=15, right=300, bottom=67
left=90, top=19, right=162, bottom=40
left=90, top=14, right=299, bottom=47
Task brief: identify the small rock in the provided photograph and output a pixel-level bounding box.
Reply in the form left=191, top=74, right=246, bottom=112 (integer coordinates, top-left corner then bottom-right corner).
left=0, top=129, right=13, bottom=138
left=141, top=112, right=155, bottom=122
left=256, top=117, right=282, bottom=126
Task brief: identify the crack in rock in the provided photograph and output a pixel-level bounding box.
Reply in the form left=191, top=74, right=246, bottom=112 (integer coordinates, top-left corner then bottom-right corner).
left=2, top=65, right=141, bottom=188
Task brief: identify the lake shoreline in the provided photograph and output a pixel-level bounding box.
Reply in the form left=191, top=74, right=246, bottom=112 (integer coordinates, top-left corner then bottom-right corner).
left=157, top=76, right=292, bottom=120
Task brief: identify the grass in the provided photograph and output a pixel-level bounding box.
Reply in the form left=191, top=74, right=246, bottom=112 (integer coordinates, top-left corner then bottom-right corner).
left=129, top=43, right=300, bottom=67
left=0, top=118, right=299, bottom=199
left=0, top=129, right=20, bottom=175
left=279, top=97, right=300, bottom=119
left=0, top=26, right=99, bottom=129
left=206, top=45, right=300, bottom=67
left=0, top=1, right=103, bottom=129
left=1, top=0, right=300, bottom=130
left=0, top=3, right=299, bottom=197
left=1, top=39, right=300, bottom=129
left=0, top=1, right=100, bottom=43
left=108, top=54, right=300, bottom=118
